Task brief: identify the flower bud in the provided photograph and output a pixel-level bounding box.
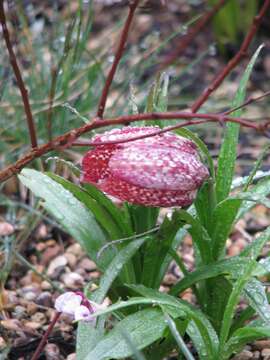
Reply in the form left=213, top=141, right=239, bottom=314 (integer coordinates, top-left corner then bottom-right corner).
left=54, top=292, right=106, bottom=324
left=82, top=126, right=209, bottom=207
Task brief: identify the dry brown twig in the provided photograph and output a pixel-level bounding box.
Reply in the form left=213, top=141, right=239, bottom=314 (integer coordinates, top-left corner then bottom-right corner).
left=1, top=111, right=270, bottom=183
left=97, top=0, right=140, bottom=118
left=0, top=0, right=37, bottom=148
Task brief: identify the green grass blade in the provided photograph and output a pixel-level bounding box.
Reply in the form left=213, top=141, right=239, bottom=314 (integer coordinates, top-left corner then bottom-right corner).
left=85, top=308, right=167, bottom=360
left=219, top=260, right=257, bottom=352
left=216, top=45, right=264, bottom=203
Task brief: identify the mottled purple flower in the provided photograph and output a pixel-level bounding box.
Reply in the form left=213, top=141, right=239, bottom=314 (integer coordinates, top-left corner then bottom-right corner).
left=54, top=292, right=106, bottom=323
left=82, top=126, right=209, bottom=207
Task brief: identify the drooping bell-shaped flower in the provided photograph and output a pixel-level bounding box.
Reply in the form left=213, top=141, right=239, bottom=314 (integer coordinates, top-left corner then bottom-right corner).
left=82, top=126, right=209, bottom=207
left=54, top=291, right=106, bottom=323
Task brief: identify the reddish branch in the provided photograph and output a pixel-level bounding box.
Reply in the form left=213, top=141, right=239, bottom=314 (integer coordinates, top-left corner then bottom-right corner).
left=161, top=0, right=227, bottom=69
left=31, top=312, right=61, bottom=360
left=222, top=90, right=270, bottom=116
left=96, top=0, right=140, bottom=118
left=1, top=111, right=269, bottom=183
left=1, top=0, right=270, bottom=185
left=0, top=0, right=38, bottom=148
left=191, top=0, right=270, bottom=112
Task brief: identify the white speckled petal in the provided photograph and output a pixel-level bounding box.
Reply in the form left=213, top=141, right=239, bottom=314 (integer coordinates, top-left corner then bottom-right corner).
left=55, top=292, right=82, bottom=315
left=82, top=126, right=209, bottom=207
left=109, top=144, right=208, bottom=191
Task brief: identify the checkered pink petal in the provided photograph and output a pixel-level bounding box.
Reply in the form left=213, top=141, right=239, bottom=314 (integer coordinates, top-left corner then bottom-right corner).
left=82, top=126, right=209, bottom=207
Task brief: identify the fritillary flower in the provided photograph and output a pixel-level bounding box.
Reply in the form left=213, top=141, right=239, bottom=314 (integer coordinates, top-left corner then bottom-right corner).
left=55, top=291, right=106, bottom=323
left=82, top=126, right=209, bottom=207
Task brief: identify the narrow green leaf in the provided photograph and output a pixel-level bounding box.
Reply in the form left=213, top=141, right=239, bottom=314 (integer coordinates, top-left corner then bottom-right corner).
left=85, top=309, right=167, bottom=360
left=142, top=212, right=182, bottom=288
left=94, top=237, right=148, bottom=303
left=216, top=45, right=264, bottom=203
left=77, top=239, right=148, bottom=360
left=170, top=257, right=248, bottom=296
left=48, top=174, right=123, bottom=239
left=46, top=156, right=80, bottom=176
left=84, top=183, right=132, bottom=236
left=243, top=145, right=270, bottom=191
left=219, top=260, right=257, bottom=351
left=194, top=180, right=216, bottom=233
left=253, top=257, right=270, bottom=277
left=212, top=191, right=270, bottom=260
left=177, top=210, right=212, bottom=264
left=116, top=326, right=146, bottom=360
left=244, top=278, right=270, bottom=325
left=91, top=290, right=219, bottom=357
left=240, top=226, right=270, bottom=260
left=77, top=288, right=219, bottom=360
left=222, top=326, right=270, bottom=360
left=211, top=198, right=242, bottom=259
left=128, top=285, right=219, bottom=359
left=237, top=177, right=270, bottom=221
left=18, top=169, right=113, bottom=270
left=127, top=204, right=159, bottom=233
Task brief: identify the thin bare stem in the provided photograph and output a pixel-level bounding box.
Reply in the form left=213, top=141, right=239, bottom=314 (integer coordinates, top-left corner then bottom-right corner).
left=0, top=0, right=37, bottom=148
left=191, top=0, right=270, bottom=113
left=31, top=311, right=61, bottom=360
left=96, top=0, right=140, bottom=118
left=1, top=111, right=269, bottom=183
left=161, top=0, right=227, bottom=69
left=223, top=89, right=270, bottom=115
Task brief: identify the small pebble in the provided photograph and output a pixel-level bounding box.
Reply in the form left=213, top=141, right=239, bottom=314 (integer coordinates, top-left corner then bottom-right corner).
left=36, top=224, right=48, bottom=239
left=0, top=319, right=22, bottom=332
left=26, top=302, right=38, bottom=315
left=89, top=271, right=100, bottom=279
left=31, top=312, right=47, bottom=325
left=253, top=351, right=261, bottom=359
left=23, top=320, right=42, bottom=330
left=44, top=343, right=61, bottom=360
left=262, top=348, right=270, bottom=359
left=47, top=255, right=68, bottom=276
left=13, top=305, right=26, bottom=319
left=159, top=285, right=170, bottom=293
left=0, top=222, right=14, bottom=236
left=0, top=336, right=7, bottom=349
left=232, top=349, right=253, bottom=360
left=181, top=290, right=193, bottom=302
left=36, top=242, right=46, bottom=251
left=254, top=340, right=270, bottom=350
left=79, top=258, right=96, bottom=272
left=66, top=243, right=84, bottom=257
left=62, top=272, right=84, bottom=288
left=41, top=281, right=52, bottom=290
left=41, top=245, right=61, bottom=266
left=163, top=273, right=177, bottom=286
left=67, top=353, right=76, bottom=360
left=25, top=291, right=39, bottom=301
left=36, top=291, right=53, bottom=307
left=65, top=253, right=77, bottom=269
left=228, top=244, right=241, bottom=257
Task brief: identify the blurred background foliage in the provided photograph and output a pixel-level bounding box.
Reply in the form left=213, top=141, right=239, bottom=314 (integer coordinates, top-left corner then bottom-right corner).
left=0, top=0, right=269, bottom=171
left=209, top=0, right=258, bottom=51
